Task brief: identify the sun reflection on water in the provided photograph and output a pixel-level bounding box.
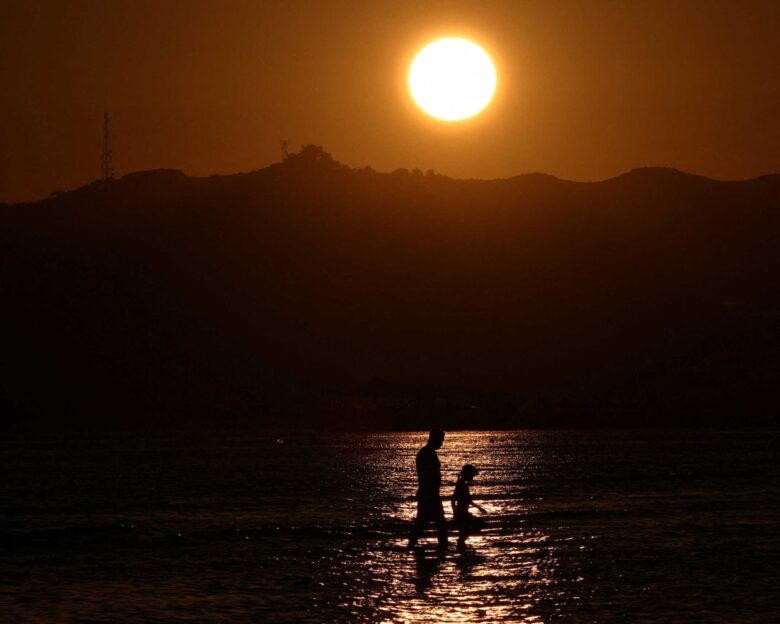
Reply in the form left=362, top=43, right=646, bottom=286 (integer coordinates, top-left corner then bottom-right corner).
left=3, top=430, right=775, bottom=622
left=329, top=431, right=573, bottom=623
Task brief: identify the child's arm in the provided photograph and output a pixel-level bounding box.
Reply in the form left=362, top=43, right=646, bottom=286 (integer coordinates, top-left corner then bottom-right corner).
left=469, top=490, right=486, bottom=514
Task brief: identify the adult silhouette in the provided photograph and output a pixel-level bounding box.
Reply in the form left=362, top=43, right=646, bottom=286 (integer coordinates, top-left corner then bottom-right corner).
left=408, top=429, right=448, bottom=549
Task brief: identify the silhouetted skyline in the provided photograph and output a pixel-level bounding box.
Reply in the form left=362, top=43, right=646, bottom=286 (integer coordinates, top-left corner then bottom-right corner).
left=1, top=0, right=778, bottom=202
left=2, top=148, right=778, bottom=429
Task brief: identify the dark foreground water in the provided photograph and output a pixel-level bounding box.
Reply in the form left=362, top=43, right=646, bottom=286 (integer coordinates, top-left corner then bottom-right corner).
left=0, top=430, right=778, bottom=622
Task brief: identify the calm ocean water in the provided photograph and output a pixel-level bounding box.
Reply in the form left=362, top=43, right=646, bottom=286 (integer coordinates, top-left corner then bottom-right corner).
left=0, top=430, right=777, bottom=622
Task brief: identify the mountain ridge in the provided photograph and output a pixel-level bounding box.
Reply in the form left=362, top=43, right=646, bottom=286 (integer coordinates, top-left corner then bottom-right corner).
left=1, top=146, right=778, bottom=429
left=4, top=153, right=778, bottom=210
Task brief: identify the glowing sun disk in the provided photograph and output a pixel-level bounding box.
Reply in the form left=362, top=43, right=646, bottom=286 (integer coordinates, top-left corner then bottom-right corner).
left=409, top=38, right=496, bottom=121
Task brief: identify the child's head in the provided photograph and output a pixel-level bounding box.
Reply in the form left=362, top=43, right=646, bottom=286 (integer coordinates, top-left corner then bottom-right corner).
left=460, top=464, right=479, bottom=482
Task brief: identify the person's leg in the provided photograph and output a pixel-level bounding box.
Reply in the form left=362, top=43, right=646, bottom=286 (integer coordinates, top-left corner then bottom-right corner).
left=456, top=515, right=467, bottom=548
left=408, top=499, right=430, bottom=548
left=433, top=498, right=448, bottom=548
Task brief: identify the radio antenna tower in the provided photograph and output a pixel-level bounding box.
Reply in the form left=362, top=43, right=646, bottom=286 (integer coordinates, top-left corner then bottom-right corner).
left=101, top=111, right=114, bottom=180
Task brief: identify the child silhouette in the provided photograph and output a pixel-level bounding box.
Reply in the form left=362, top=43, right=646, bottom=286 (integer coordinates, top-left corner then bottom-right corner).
left=451, top=464, right=486, bottom=549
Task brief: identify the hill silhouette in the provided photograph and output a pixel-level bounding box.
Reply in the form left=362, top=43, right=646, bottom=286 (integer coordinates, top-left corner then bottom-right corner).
left=2, top=146, right=778, bottom=429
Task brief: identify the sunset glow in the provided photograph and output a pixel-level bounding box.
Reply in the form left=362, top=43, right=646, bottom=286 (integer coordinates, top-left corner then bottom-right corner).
left=2, top=3, right=777, bottom=622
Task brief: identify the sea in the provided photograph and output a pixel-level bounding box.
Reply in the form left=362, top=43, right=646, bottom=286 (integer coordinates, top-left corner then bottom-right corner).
left=0, top=430, right=777, bottom=623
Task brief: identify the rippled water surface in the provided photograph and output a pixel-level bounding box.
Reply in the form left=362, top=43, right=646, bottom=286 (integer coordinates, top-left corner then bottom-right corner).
left=1, top=430, right=778, bottom=622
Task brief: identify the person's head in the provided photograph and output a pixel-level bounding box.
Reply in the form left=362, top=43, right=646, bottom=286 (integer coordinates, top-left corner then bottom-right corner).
left=427, top=428, right=445, bottom=449
left=459, top=464, right=479, bottom=483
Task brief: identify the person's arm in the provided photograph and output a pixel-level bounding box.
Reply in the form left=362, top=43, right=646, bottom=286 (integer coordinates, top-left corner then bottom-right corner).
left=467, top=488, right=486, bottom=514
left=418, top=450, right=434, bottom=490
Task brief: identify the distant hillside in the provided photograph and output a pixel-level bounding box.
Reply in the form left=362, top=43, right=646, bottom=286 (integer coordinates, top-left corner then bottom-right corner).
left=2, top=146, right=779, bottom=429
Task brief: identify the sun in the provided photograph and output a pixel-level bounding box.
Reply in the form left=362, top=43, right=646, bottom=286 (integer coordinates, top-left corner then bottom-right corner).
left=409, top=38, right=496, bottom=122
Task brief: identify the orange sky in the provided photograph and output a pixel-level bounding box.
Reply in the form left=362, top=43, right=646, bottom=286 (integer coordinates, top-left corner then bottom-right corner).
left=1, top=0, right=778, bottom=202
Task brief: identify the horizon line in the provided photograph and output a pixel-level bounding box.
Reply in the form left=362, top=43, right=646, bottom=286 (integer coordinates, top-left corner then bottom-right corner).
left=3, top=151, right=779, bottom=206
